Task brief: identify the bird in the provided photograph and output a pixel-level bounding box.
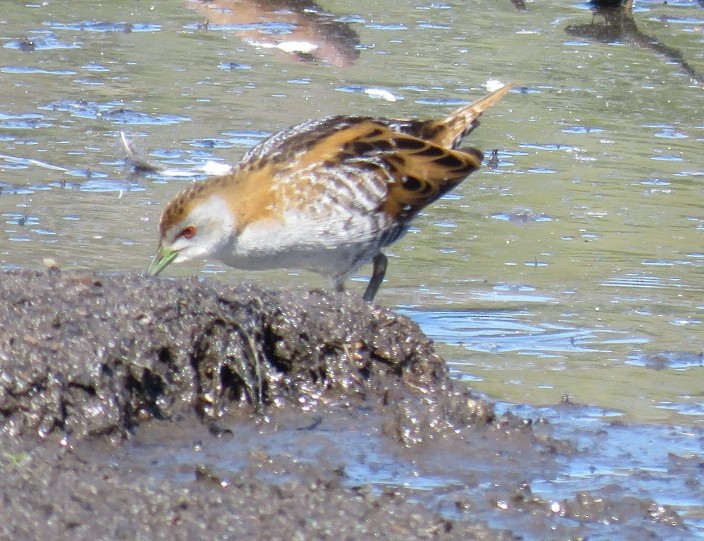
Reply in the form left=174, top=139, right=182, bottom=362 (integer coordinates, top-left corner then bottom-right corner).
left=147, top=83, right=513, bottom=301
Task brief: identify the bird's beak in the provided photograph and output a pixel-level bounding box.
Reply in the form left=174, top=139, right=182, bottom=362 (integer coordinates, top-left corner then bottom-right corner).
left=146, top=245, right=179, bottom=276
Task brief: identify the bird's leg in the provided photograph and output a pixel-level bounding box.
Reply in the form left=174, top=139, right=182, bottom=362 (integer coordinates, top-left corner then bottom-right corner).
left=363, top=252, right=388, bottom=303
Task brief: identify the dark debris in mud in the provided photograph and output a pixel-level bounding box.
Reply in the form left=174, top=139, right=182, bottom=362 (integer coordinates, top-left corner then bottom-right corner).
left=0, top=268, right=691, bottom=540
left=0, top=268, right=491, bottom=443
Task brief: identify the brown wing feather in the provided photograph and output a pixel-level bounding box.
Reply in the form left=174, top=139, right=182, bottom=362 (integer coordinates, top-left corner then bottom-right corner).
left=286, top=119, right=484, bottom=221
left=376, top=136, right=483, bottom=220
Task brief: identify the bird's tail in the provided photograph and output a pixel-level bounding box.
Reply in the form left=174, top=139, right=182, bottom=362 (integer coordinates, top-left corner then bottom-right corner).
left=436, top=83, right=514, bottom=149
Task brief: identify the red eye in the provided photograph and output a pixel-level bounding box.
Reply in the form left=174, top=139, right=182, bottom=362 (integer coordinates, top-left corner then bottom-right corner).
left=180, top=225, right=197, bottom=239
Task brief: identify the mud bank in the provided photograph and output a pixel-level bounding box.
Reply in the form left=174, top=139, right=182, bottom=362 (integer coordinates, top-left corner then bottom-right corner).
left=0, top=268, right=491, bottom=442
left=0, top=269, right=688, bottom=539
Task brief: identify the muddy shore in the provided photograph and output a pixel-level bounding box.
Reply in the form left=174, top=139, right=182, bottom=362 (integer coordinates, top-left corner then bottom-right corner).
left=0, top=269, right=688, bottom=539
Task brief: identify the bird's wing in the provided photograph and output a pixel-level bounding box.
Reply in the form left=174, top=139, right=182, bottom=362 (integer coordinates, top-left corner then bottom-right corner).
left=259, top=116, right=484, bottom=222
left=227, top=113, right=487, bottom=256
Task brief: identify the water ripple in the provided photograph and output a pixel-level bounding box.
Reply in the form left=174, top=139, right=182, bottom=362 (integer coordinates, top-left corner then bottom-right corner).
left=40, top=99, right=189, bottom=125
left=403, top=309, right=644, bottom=357
left=0, top=66, right=76, bottom=75
left=44, top=21, right=161, bottom=33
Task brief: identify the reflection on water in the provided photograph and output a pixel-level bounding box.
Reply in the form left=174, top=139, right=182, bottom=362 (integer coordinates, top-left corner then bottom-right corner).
left=186, top=0, right=360, bottom=67
left=566, top=0, right=704, bottom=84
left=627, top=350, right=703, bottom=370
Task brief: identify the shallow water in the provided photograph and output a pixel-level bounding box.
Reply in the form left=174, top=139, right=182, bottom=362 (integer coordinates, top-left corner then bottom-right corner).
left=1, top=0, right=703, bottom=534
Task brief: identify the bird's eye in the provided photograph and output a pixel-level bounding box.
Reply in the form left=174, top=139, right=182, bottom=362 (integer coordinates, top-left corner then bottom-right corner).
left=180, top=225, right=197, bottom=239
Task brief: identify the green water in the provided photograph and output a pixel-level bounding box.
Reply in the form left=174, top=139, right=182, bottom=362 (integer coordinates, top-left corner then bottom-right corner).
left=1, top=0, right=702, bottom=429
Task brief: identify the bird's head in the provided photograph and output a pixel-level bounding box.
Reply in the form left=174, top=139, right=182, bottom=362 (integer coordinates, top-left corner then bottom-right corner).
left=147, top=184, right=236, bottom=276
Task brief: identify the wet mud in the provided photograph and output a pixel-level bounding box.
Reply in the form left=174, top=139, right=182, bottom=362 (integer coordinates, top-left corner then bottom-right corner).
left=0, top=269, right=692, bottom=539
